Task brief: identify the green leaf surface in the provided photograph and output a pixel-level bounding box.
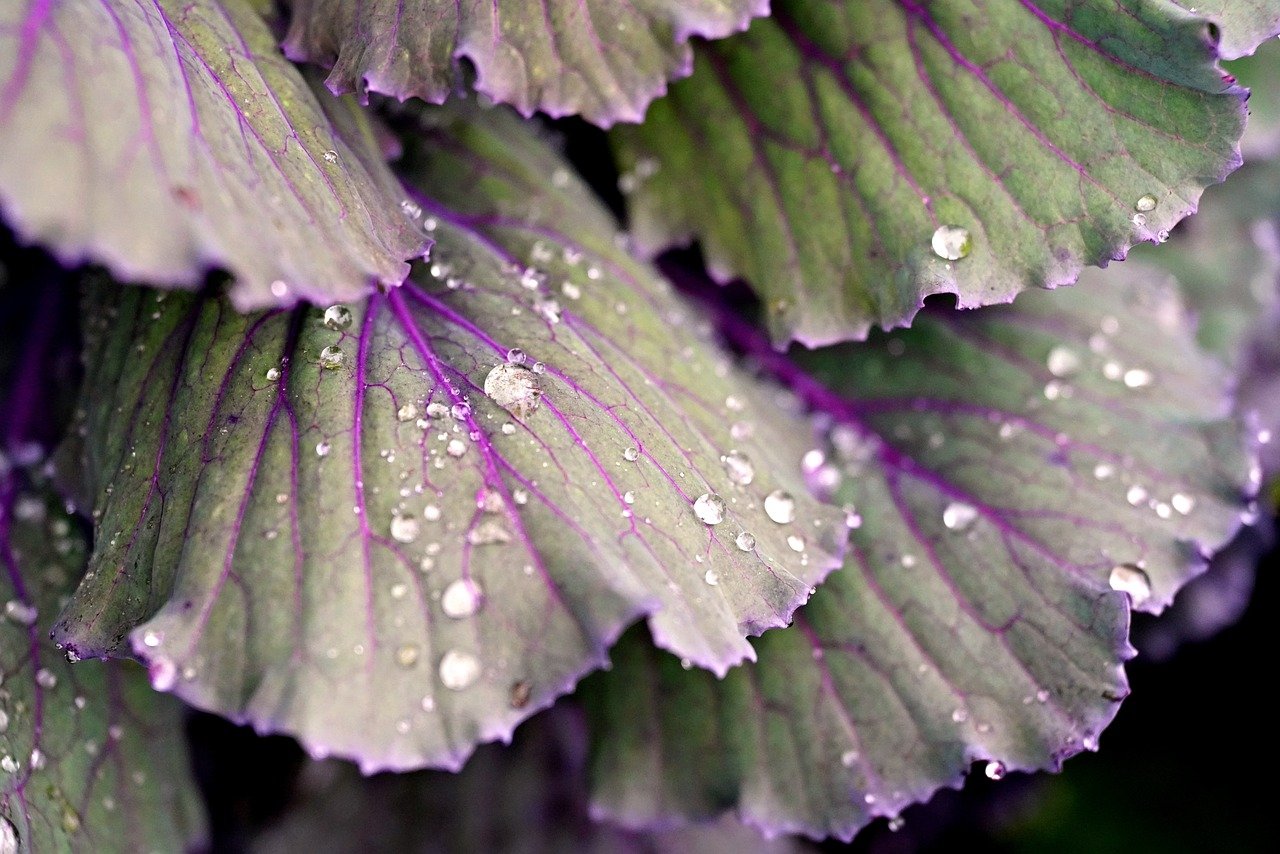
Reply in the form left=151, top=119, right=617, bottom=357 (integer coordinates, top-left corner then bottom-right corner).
left=613, top=0, right=1262, bottom=344
left=283, top=0, right=766, bottom=125
left=1170, top=0, right=1280, bottom=58
left=582, top=270, right=1250, bottom=840
left=0, top=0, right=425, bottom=309
left=53, top=106, right=844, bottom=773
left=1, top=481, right=204, bottom=853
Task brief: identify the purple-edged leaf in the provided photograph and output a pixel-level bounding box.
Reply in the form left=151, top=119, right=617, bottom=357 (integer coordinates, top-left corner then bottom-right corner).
left=253, top=706, right=804, bottom=853
left=613, top=0, right=1268, bottom=344
left=582, top=271, right=1251, bottom=840
left=0, top=0, right=425, bottom=309
left=1, top=481, right=204, bottom=852
left=1170, top=0, right=1280, bottom=58
left=282, top=0, right=766, bottom=126
left=52, top=105, right=844, bottom=773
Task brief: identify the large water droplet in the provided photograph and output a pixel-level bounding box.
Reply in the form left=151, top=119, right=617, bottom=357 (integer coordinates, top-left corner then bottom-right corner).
left=1135, top=194, right=1157, bottom=212
left=439, top=650, right=481, bottom=691
left=318, top=346, right=345, bottom=370
left=693, top=493, right=727, bottom=525
left=1109, top=564, right=1152, bottom=607
left=441, top=579, right=484, bottom=619
left=721, top=450, right=755, bottom=485
left=984, top=760, right=1007, bottom=780
left=931, top=225, right=972, bottom=260
left=484, top=363, right=543, bottom=419
left=390, top=511, right=420, bottom=543
left=764, top=489, right=796, bottom=524
left=322, top=305, right=352, bottom=331
left=942, top=501, right=978, bottom=531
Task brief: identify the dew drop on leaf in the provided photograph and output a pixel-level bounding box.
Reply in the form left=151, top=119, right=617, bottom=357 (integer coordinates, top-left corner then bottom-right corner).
left=3, top=599, right=37, bottom=626
left=389, top=511, right=420, bottom=544
left=396, top=403, right=418, bottom=422
left=395, top=644, right=420, bottom=668
left=693, top=493, right=727, bottom=525
left=149, top=657, right=177, bottom=691
left=763, top=489, right=796, bottom=524
left=34, top=668, right=57, bottom=689
left=483, top=363, right=543, bottom=419
left=931, top=225, right=972, bottom=260
left=1171, top=492, right=1195, bottom=515
left=704, top=569, right=719, bottom=586
left=984, top=760, right=1007, bottom=780
left=265, top=366, right=280, bottom=382
left=721, top=450, right=755, bottom=485
left=1135, top=194, right=1157, bottom=212
left=735, top=531, right=756, bottom=552
left=440, top=579, right=484, bottom=619
left=1046, top=346, right=1081, bottom=377
left=322, top=305, right=352, bottom=331
left=450, top=402, right=471, bottom=420
left=506, top=347, right=526, bottom=365
left=0, top=816, right=17, bottom=851
left=1108, top=564, right=1152, bottom=606
left=446, top=439, right=467, bottom=458
left=439, top=650, right=481, bottom=691
left=622, top=447, right=639, bottom=462
left=1123, top=368, right=1153, bottom=388
left=942, top=501, right=978, bottom=531
left=318, top=346, right=345, bottom=370
left=315, top=441, right=331, bottom=458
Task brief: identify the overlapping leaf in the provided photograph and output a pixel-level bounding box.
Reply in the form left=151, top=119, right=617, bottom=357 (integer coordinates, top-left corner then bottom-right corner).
left=0, top=0, right=425, bottom=308
left=253, top=706, right=803, bottom=854
left=52, top=106, right=844, bottom=773
left=613, top=0, right=1272, bottom=344
left=582, top=271, right=1250, bottom=840
left=283, top=0, right=766, bottom=125
left=1171, top=0, right=1280, bottom=58
left=1, top=480, right=204, bottom=853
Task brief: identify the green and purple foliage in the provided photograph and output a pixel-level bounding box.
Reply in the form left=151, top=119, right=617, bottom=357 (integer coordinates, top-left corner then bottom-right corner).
left=0, top=1, right=1278, bottom=850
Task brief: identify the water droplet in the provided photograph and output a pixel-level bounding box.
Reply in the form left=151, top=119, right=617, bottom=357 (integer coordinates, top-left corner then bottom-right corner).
left=735, top=531, right=756, bottom=551
left=396, top=644, right=420, bottom=668
left=265, top=367, right=281, bottom=382
left=623, top=490, right=636, bottom=505
left=721, top=450, right=755, bottom=485
left=149, top=658, right=177, bottom=691
left=322, top=149, right=338, bottom=164
left=141, top=629, right=163, bottom=648
left=390, top=511, right=420, bottom=543
left=1093, top=463, right=1114, bottom=480
left=35, top=668, right=57, bottom=689
left=1123, top=368, right=1152, bottom=388
left=0, top=816, right=16, bottom=851
left=0, top=712, right=8, bottom=735
left=931, top=225, right=972, bottom=260
left=450, top=402, right=472, bottom=420
left=887, top=816, right=905, bottom=832
left=984, top=760, right=1006, bottom=780
left=1, top=755, right=18, bottom=774
left=704, top=569, right=720, bottom=586
left=1126, top=485, right=1148, bottom=506
left=394, top=403, right=418, bottom=423
left=531, top=361, right=547, bottom=375
left=942, top=501, right=978, bottom=531
left=318, top=346, right=345, bottom=370
left=1156, top=229, right=1170, bottom=243
left=1135, top=194, right=1157, bottom=212
left=4, top=599, right=37, bottom=627
left=787, top=534, right=806, bottom=552
left=1046, top=346, right=1081, bottom=377
left=622, top=447, right=639, bottom=462
left=1132, top=212, right=1147, bottom=227
left=441, top=579, right=484, bottom=618
left=506, top=348, right=526, bottom=365
left=446, top=439, right=467, bottom=458
left=484, top=363, right=543, bottom=419
left=764, top=490, right=796, bottom=524
left=323, top=305, right=352, bottom=330
left=951, top=707, right=968, bottom=723
left=425, top=402, right=449, bottom=419
left=316, top=441, right=332, bottom=458
left=1109, top=564, right=1152, bottom=606
left=1171, top=493, right=1195, bottom=515
left=467, top=519, right=511, bottom=545
left=840, top=749, right=859, bottom=767
left=693, top=493, right=727, bottom=525
left=439, top=649, right=481, bottom=690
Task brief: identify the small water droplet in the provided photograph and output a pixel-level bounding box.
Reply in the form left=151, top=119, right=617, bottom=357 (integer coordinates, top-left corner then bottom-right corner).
left=0, top=816, right=17, bottom=850
left=425, top=402, right=449, bottom=419
left=322, top=149, right=338, bottom=164
left=721, top=450, right=755, bottom=485
left=1135, top=194, right=1157, bottom=212
left=942, top=501, right=978, bottom=531
left=1171, top=493, right=1195, bottom=515
left=265, top=367, right=281, bottom=382
left=622, top=446, right=639, bottom=462
left=1123, top=368, right=1152, bottom=388
left=323, top=305, right=352, bottom=331
left=1126, top=485, right=1148, bottom=506
left=931, top=225, right=972, bottom=260
left=396, top=644, right=420, bottom=668
left=735, top=531, right=756, bottom=551
left=1046, top=346, right=1081, bottom=377
left=35, top=668, right=57, bottom=689
left=450, top=402, right=471, bottom=420
left=1036, top=688, right=1051, bottom=703
left=141, top=629, right=163, bottom=648
left=623, top=490, right=636, bottom=505
left=4, top=599, right=37, bottom=627
left=1093, top=463, right=1114, bottom=480
left=441, top=579, right=484, bottom=618
left=1109, top=564, right=1152, bottom=606
left=704, top=569, right=719, bottom=586
left=840, top=749, right=859, bottom=767
left=439, top=649, right=481, bottom=690
left=390, top=511, right=420, bottom=543
left=951, top=707, right=968, bottom=723
left=484, top=363, right=543, bottom=419
left=787, top=534, right=806, bottom=552
left=1, top=755, right=19, bottom=774
left=506, top=347, right=526, bottom=365
left=318, top=346, right=345, bottom=370
left=693, top=493, right=727, bottom=525
left=149, top=658, right=177, bottom=691
left=984, top=760, right=1006, bottom=780
left=446, top=439, right=467, bottom=458
left=887, top=816, right=905, bottom=832
left=764, top=490, right=796, bottom=524
left=467, top=519, right=511, bottom=545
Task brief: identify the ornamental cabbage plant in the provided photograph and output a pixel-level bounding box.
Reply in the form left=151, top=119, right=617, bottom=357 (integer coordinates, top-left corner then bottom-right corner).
left=1, top=0, right=1278, bottom=850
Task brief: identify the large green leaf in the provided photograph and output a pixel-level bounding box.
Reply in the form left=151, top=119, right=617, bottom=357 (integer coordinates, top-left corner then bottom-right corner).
left=0, top=0, right=425, bottom=309
left=1, top=480, right=204, bottom=851
left=613, top=0, right=1272, bottom=344
left=283, top=0, right=766, bottom=125
left=52, top=106, right=844, bottom=773
left=582, top=269, right=1250, bottom=839
left=1171, top=0, right=1280, bottom=57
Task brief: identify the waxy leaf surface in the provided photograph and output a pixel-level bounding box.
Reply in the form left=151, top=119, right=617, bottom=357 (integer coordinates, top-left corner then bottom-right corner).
left=53, top=107, right=844, bottom=773
left=1170, top=0, right=1280, bottom=58
left=0, top=0, right=424, bottom=309
left=583, top=271, right=1250, bottom=840
left=284, top=0, right=766, bottom=125
left=1, top=483, right=204, bottom=852
left=614, top=0, right=1264, bottom=344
